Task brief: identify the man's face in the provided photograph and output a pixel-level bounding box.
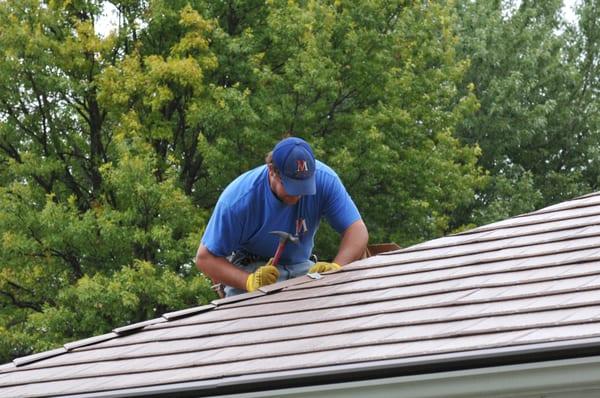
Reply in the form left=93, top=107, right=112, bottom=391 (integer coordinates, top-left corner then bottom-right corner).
left=268, top=165, right=301, bottom=205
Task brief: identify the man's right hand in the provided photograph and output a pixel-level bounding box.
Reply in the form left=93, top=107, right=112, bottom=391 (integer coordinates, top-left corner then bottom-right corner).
left=246, top=260, right=280, bottom=292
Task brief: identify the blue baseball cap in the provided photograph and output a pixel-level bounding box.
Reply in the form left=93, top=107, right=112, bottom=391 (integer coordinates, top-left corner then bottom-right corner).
left=272, top=137, right=316, bottom=196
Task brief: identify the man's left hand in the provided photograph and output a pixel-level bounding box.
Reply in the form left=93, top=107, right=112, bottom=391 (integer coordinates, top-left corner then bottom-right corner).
left=308, top=261, right=341, bottom=273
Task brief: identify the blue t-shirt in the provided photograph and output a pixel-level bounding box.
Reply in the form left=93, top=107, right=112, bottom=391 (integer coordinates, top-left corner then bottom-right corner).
left=201, top=160, right=361, bottom=264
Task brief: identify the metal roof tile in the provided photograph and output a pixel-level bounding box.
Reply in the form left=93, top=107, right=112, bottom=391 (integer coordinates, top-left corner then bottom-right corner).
left=211, top=290, right=264, bottom=306
left=161, top=304, right=215, bottom=321
left=13, top=348, right=67, bottom=368
left=113, top=318, right=166, bottom=335
left=64, top=333, right=118, bottom=351
left=465, top=206, right=600, bottom=234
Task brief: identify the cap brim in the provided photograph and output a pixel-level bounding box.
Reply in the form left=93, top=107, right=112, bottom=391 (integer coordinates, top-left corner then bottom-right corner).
left=280, top=174, right=316, bottom=196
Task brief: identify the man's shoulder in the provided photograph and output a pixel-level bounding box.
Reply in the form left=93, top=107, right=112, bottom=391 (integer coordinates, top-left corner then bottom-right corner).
left=315, top=160, right=342, bottom=183
left=218, top=165, right=267, bottom=209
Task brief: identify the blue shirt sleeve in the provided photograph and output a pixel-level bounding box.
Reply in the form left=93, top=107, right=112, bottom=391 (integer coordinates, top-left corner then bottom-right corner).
left=201, top=200, right=243, bottom=258
left=321, top=172, right=361, bottom=233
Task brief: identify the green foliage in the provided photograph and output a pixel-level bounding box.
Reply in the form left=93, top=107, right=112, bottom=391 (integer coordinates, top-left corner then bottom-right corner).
left=453, top=0, right=600, bottom=225
left=201, top=0, right=484, bottom=250
left=24, top=261, right=212, bottom=354
left=471, top=167, right=543, bottom=225
left=100, top=0, right=486, bottom=255
left=0, top=0, right=215, bottom=361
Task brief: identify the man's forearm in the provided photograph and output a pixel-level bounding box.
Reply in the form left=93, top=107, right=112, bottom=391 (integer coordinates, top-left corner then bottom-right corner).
left=333, top=219, right=369, bottom=266
left=195, top=244, right=249, bottom=291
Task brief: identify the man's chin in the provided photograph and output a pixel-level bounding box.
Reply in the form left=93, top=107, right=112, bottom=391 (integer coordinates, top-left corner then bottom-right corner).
left=282, top=196, right=301, bottom=205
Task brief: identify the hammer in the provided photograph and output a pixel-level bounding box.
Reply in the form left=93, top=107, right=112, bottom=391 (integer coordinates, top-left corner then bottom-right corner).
left=270, top=231, right=299, bottom=267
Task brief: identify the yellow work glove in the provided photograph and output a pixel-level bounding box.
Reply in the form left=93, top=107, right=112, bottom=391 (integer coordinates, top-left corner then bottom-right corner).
left=246, top=261, right=280, bottom=292
left=308, top=261, right=341, bottom=274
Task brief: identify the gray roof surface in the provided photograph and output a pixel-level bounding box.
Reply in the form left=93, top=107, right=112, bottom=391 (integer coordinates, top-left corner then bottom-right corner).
left=3, top=192, right=600, bottom=397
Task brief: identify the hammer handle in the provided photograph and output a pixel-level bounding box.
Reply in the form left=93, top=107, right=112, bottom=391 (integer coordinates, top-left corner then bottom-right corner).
left=272, top=242, right=285, bottom=267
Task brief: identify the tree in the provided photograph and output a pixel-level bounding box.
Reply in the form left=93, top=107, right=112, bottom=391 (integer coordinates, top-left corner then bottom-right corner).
left=99, top=0, right=485, bottom=247
left=452, top=0, right=600, bottom=225
left=568, top=0, right=600, bottom=193
left=0, top=0, right=214, bottom=362
left=195, top=0, right=483, bottom=248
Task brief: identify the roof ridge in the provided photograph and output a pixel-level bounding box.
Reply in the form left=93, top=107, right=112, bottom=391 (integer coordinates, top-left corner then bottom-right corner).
left=384, top=214, right=600, bottom=255
left=351, top=230, right=600, bottom=273
left=457, top=195, right=600, bottom=235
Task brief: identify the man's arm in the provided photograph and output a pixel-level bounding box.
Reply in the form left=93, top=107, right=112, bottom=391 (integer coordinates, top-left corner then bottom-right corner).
left=195, top=244, right=249, bottom=291
left=333, top=219, right=369, bottom=266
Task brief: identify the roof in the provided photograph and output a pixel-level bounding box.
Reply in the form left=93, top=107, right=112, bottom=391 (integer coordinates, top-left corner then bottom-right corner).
left=3, top=192, right=600, bottom=397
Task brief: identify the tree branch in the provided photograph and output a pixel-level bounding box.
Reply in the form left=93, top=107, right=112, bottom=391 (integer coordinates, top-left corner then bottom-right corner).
left=0, top=290, right=42, bottom=312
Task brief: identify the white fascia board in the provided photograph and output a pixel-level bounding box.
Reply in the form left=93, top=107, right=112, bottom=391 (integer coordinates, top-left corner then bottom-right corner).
left=218, top=355, right=600, bottom=398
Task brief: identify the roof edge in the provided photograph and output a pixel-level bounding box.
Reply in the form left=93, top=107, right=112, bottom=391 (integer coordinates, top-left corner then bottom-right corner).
left=162, top=304, right=216, bottom=321
left=61, top=336, right=600, bottom=398
left=13, top=348, right=66, bottom=368
left=64, top=333, right=119, bottom=351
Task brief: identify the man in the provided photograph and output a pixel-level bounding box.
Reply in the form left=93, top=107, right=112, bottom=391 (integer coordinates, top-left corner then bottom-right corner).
left=195, top=136, right=368, bottom=296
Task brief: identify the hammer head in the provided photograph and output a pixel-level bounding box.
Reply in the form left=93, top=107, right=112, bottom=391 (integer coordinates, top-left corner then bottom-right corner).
left=270, top=230, right=299, bottom=245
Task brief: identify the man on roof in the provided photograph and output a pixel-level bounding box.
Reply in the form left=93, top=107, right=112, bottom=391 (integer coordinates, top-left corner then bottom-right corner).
left=195, top=136, right=369, bottom=297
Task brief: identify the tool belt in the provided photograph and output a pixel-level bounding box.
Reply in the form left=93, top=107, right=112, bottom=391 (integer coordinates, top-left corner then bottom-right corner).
left=228, top=250, right=270, bottom=267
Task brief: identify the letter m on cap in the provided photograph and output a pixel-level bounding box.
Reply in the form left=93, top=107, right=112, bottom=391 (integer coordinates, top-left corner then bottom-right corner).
left=296, top=159, right=309, bottom=172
